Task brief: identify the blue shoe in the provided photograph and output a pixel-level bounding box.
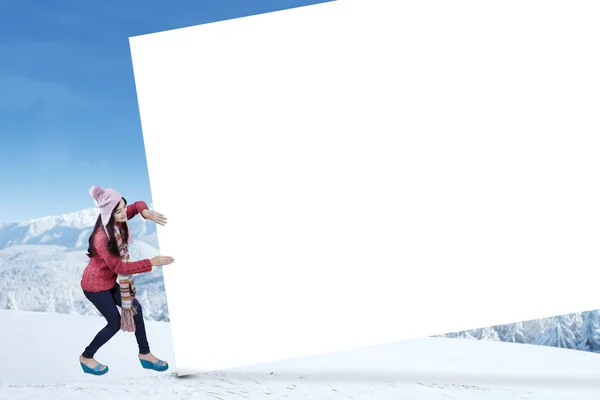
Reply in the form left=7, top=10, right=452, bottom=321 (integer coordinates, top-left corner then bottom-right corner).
left=140, top=358, right=169, bottom=372
left=80, top=362, right=109, bottom=375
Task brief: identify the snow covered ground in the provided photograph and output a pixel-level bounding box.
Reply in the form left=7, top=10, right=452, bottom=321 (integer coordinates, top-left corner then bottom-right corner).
left=2, top=310, right=600, bottom=399
left=5, top=207, right=600, bottom=399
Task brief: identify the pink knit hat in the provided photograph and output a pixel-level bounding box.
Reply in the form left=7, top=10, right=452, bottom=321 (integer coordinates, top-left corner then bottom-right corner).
left=89, top=185, right=133, bottom=244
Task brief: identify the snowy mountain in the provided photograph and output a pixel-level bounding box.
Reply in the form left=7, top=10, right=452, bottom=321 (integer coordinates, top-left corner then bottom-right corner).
left=0, top=206, right=158, bottom=249
left=0, top=207, right=169, bottom=321
left=2, top=310, right=600, bottom=399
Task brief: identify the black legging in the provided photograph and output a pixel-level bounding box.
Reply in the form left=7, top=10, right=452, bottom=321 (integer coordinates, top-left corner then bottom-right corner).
left=82, top=283, right=150, bottom=359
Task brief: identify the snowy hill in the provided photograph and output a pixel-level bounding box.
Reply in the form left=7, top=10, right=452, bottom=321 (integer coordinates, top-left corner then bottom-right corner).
left=2, top=310, right=600, bottom=399
left=0, top=207, right=169, bottom=321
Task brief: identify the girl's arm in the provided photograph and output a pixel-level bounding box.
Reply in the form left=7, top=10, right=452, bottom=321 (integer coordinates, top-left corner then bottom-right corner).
left=126, top=201, right=149, bottom=221
left=94, top=230, right=153, bottom=275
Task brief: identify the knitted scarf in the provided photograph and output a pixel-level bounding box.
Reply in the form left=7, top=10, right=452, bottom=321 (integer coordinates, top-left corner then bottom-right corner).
left=115, top=224, right=137, bottom=332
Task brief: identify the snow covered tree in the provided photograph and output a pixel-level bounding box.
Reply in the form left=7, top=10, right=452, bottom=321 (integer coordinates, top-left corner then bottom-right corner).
left=432, top=332, right=454, bottom=338
left=500, top=321, right=526, bottom=343
left=493, top=324, right=507, bottom=340
left=570, top=313, right=583, bottom=342
left=475, top=327, right=500, bottom=341
left=536, top=315, right=577, bottom=349
left=46, top=295, right=56, bottom=313
left=524, top=318, right=546, bottom=344
left=7, top=291, right=18, bottom=310
left=577, top=310, right=600, bottom=353
left=453, top=330, right=477, bottom=340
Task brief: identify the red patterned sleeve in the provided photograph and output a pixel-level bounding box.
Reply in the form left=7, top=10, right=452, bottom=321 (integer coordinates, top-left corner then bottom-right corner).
left=126, top=201, right=149, bottom=220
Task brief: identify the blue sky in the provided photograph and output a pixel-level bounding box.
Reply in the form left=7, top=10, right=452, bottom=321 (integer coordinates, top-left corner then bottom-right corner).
left=0, top=0, right=330, bottom=224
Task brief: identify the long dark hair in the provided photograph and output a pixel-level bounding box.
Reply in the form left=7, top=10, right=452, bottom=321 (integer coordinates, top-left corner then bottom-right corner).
left=86, top=197, right=129, bottom=258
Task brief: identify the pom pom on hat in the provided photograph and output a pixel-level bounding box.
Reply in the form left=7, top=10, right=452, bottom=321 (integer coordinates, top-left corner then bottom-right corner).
left=89, top=185, right=104, bottom=201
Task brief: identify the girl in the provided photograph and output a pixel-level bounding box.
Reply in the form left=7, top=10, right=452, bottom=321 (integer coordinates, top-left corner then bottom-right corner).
left=79, top=185, right=175, bottom=376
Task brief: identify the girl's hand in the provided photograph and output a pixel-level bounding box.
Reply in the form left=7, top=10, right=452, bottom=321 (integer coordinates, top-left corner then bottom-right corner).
left=142, top=209, right=168, bottom=226
left=151, top=256, right=175, bottom=266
